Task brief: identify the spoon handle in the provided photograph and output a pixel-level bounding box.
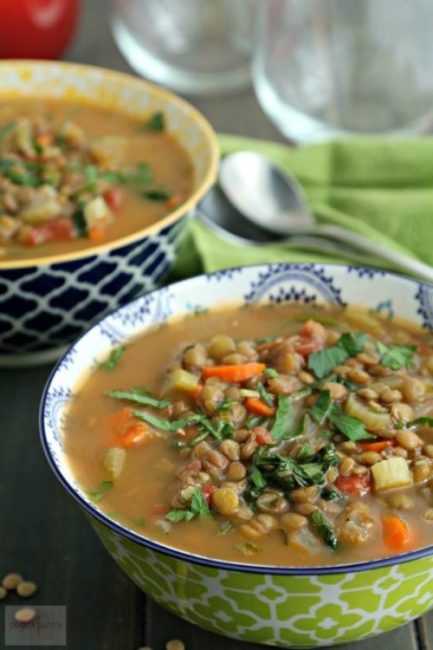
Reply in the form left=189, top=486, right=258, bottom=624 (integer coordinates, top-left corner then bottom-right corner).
left=316, top=225, right=433, bottom=284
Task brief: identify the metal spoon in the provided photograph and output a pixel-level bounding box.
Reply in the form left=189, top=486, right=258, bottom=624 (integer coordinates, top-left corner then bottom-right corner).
left=218, top=151, right=433, bottom=283
left=196, top=185, right=386, bottom=265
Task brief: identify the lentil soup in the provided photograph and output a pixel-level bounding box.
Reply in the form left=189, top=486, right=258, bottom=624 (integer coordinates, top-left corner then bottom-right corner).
left=65, top=304, right=433, bottom=566
left=0, top=100, right=193, bottom=260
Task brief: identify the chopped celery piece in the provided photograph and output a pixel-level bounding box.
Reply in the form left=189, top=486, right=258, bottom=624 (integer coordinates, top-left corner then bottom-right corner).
left=104, top=447, right=126, bottom=479
left=372, top=457, right=413, bottom=492
left=163, top=368, right=198, bottom=394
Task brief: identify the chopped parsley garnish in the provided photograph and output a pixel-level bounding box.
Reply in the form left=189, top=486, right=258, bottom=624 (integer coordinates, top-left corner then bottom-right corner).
left=99, top=346, right=125, bottom=371
left=321, top=487, right=344, bottom=501
left=166, top=487, right=210, bottom=522
left=309, top=390, right=375, bottom=441
left=308, top=332, right=367, bottom=379
left=133, top=410, right=203, bottom=432
left=309, top=390, right=333, bottom=424
left=270, top=395, right=295, bottom=441
left=143, top=189, right=171, bottom=201
left=108, top=387, right=170, bottom=409
left=218, top=521, right=234, bottom=536
left=146, top=112, right=165, bottom=131
left=235, top=542, right=260, bottom=556
left=405, top=416, right=433, bottom=428
left=72, top=204, right=88, bottom=238
left=89, top=480, right=113, bottom=503
left=329, top=404, right=375, bottom=441
left=376, top=342, right=415, bottom=370
left=256, top=381, right=274, bottom=407
left=310, top=510, right=338, bottom=549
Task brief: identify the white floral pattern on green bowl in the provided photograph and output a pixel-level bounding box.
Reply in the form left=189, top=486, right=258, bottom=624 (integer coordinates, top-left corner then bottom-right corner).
left=40, top=263, right=433, bottom=648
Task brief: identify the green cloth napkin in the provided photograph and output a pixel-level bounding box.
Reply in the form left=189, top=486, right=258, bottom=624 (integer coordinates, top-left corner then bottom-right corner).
left=174, top=134, right=433, bottom=277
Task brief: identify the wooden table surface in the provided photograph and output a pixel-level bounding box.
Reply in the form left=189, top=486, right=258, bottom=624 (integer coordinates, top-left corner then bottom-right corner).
left=1, top=2, right=432, bottom=649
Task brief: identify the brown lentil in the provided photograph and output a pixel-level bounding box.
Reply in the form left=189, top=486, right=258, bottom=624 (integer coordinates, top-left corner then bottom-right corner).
left=226, top=461, right=247, bottom=481
left=390, top=402, right=414, bottom=421
left=339, top=456, right=356, bottom=476
left=280, top=512, right=308, bottom=531
left=379, top=387, right=402, bottom=404
left=14, top=608, right=36, bottom=623
left=357, top=451, right=382, bottom=465
left=400, top=376, right=426, bottom=402
left=347, top=368, right=371, bottom=385
left=240, top=439, right=258, bottom=460
left=219, top=439, right=240, bottom=461
left=290, top=485, right=319, bottom=503
left=2, top=573, right=22, bottom=590
left=357, top=388, right=378, bottom=400
left=166, top=641, right=185, bottom=650
left=17, top=582, right=37, bottom=598
left=395, top=430, right=423, bottom=451
left=323, top=381, right=348, bottom=400
left=212, top=487, right=239, bottom=516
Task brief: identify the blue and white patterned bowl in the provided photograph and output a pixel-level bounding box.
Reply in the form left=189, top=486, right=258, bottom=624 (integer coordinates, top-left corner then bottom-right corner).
left=40, top=263, right=433, bottom=648
left=0, top=61, right=218, bottom=366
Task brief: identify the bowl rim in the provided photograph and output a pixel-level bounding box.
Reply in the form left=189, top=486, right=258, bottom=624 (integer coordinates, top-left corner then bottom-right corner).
left=39, top=262, right=433, bottom=575
left=0, top=60, right=219, bottom=270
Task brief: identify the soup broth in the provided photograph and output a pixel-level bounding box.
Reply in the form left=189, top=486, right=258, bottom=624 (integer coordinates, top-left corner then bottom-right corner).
left=0, top=99, right=193, bottom=260
left=65, top=303, right=433, bottom=566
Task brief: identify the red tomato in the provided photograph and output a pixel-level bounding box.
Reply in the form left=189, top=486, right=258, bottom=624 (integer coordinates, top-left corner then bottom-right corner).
left=335, top=474, right=371, bottom=496
left=0, top=0, right=80, bottom=59
left=103, top=187, right=123, bottom=212
left=23, top=218, right=75, bottom=246
left=202, top=484, right=216, bottom=504
left=256, top=431, right=274, bottom=445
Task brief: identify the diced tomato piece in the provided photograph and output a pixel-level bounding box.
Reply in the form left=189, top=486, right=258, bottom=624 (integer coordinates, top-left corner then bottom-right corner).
left=299, top=319, right=326, bottom=340
left=336, top=474, right=371, bottom=496
left=103, top=187, right=123, bottom=212
left=256, top=431, right=274, bottom=445
left=295, top=340, right=323, bottom=357
left=202, top=484, right=216, bottom=504
left=23, top=218, right=75, bottom=247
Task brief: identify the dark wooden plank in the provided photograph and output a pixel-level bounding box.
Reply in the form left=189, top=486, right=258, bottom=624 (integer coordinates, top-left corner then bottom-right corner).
left=146, top=598, right=419, bottom=650
left=0, top=366, right=143, bottom=650
left=417, top=613, right=433, bottom=649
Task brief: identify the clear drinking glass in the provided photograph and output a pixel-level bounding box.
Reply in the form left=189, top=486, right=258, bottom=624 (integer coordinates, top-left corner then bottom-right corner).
left=253, top=0, right=433, bottom=142
left=110, top=0, right=254, bottom=95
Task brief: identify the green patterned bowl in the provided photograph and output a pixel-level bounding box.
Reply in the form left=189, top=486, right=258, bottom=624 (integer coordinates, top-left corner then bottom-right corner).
left=40, top=263, right=433, bottom=648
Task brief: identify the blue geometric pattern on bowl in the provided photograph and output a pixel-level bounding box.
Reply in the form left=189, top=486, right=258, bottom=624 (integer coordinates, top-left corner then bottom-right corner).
left=40, top=262, right=433, bottom=648
left=0, top=217, right=185, bottom=361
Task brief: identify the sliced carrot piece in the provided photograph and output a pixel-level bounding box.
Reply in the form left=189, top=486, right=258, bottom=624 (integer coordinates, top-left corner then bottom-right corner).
left=359, top=440, right=391, bottom=453
left=104, top=408, right=155, bottom=448
left=88, top=226, right=107, bottom=243
left=245, top=397, right=275, bottom=417
left=36, top=132, right=54, bottom=147
left=382, top=515, right=413, bottom=552
left=202, top=363, right=266, bottom=383
left=192, top=384, right=203, bottom=400
left=150, top=503, right=169, bottom=516
left=335, top=474, right=370, bottom=496
left=166, top=193, right=184, bottom=210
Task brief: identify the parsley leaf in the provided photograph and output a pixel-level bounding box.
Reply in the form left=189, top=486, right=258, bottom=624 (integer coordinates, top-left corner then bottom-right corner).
left=308, top=332, right=367, bottom=379
left=310, top=510, right=338, bottom=549
left=99, top=346, right=125, bottom=371
left=133, top=410, right=203, bottom=432
left=146, top=112, right=165, bottom=131
left=108, top=387, right=170, bottom=409
left=321, top=486, right=344, bottom=501
left=406, top=416, right=433, bottom=428
left=89, top=480, right=113, bottom=503
left=165, top=487, right=210, bottom=523
left=257, top=381, right=275, bottom=407
left=143, top=189, right=171, bottom=201
left=376, top=342, right=415, bottom=370
left=271, top=396, right=296, bottom=441
left=249, top=466, right=267, bottom=490
left=329, top=404, right=375, bottom=441
left=218, top=521, right=233, bottom=536
left=309, top=390, right=333, bottom=424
